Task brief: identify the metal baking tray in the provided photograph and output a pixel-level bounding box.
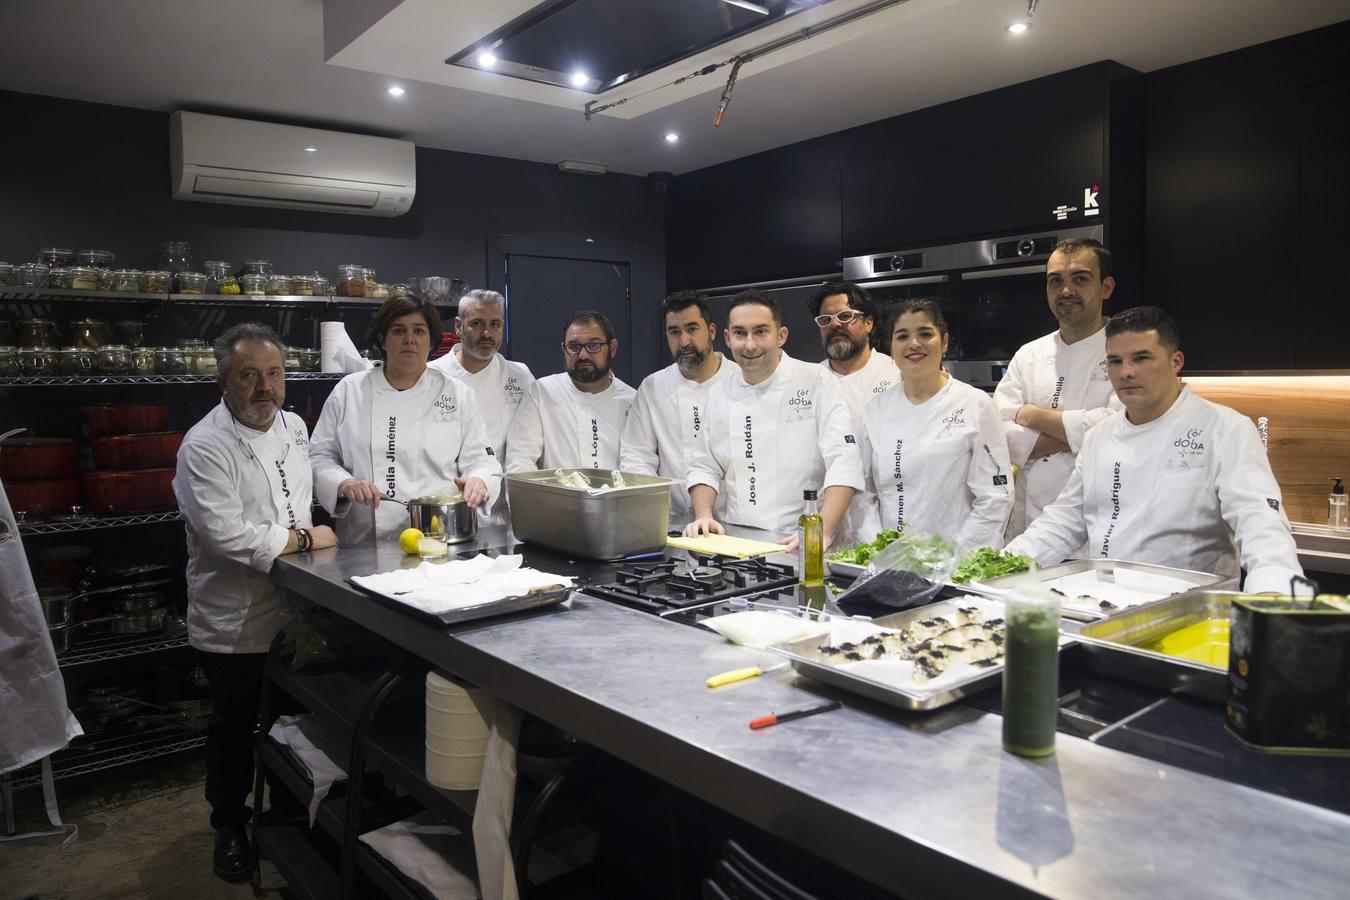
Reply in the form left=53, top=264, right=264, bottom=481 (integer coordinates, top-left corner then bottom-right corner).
left=770, top=594, right=1065, bottom=711
left=1074, top=590, right=1237, bottom=703
left=347, top=580, right=571, bottom=626
left=975, top=558, right=1233, bottom=621
left=505, top=470, right=674, bottom=560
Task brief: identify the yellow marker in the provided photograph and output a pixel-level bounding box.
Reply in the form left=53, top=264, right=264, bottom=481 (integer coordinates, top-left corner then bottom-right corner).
left=705, top=663, right=788, bottom=688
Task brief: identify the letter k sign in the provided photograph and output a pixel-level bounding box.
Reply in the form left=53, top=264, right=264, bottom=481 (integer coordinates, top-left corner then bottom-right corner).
left=1084, top=186, right=1100, bottom=216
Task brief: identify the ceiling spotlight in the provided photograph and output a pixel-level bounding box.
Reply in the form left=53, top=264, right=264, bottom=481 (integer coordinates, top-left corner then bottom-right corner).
left=1006, top=21, right=1030, bottom=34
left=303, top=146, right=318, bottom=153
left=569, top=71, right=590, bottom=88
left=664, top=132, right=680, bottom=144
left=721, top=0, right=770, bottom=14
left=477, top=51, right=497, bottom=68
left=387, top=85, right=406, bottom=96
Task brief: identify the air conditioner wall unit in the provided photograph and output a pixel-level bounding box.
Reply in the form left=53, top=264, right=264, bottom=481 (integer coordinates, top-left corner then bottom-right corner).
left=169, top=111, right=416, bottom=217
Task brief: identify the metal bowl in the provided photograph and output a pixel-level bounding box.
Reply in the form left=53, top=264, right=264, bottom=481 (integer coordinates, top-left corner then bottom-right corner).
left=410, top=276, right=452, bottom=302
left=406, top=499, right=477, bottom=544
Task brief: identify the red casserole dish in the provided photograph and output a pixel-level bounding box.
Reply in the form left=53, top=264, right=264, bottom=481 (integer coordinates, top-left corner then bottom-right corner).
left=5, top=477, right=82, bottom=516
left=0, top=438, right=78, bottom=481
left=90, top=432, right=185, bottom=471
left=82, top=468, right=177, bottom=515
left=81, top=404, right=171, bottom=436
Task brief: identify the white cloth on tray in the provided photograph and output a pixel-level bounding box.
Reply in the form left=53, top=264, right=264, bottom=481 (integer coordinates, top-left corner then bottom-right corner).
left=358, top=811, right=478, bottom=899
left=267, top=714, right=348, bottom=827
left=351, top=554, right=573, bottom=615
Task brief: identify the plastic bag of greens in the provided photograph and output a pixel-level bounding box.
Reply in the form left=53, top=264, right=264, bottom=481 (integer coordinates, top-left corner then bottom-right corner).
left=835, top=529, right=960, bottom=616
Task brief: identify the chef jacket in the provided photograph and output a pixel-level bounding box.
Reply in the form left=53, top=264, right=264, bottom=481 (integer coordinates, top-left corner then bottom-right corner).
left=620, top=353, right=735, bottom=523
left=1005, top=387, right=1303, bottom=593
left=686, top=353, right=865, bottom=538
left=0, top=478, right=81, bottom=774
left=822, top=350, right=899, bottom=542
left=173, top=403, right=314, bottom=654
left=310, top=366, right=501, bottom=544
left=860, top=376, right=1013, bottom=551
left=994, top=327, right=1121, bottom=529
left=505, top=372, right=637, bottom=473
left=429, top=350, right=535, bottom=523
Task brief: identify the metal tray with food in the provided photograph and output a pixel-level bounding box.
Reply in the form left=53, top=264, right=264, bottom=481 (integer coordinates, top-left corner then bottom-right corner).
left=771, top=594, right=1068, bottom=711
left=348, top=580, right=572, bottom=626
left=1073, top=590, right=1237, bottom=703
left=505, top=469, right=674, bottom=560
left=975, top=558, right=1233, bottom=621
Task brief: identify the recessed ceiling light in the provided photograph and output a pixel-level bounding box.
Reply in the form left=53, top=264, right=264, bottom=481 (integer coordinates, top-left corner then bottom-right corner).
left=477, top=51, right=497, bottom=68
left=664, top=132, right=680, bottom=144
left=1006, top=21, right=1030, bottom=34
left=387, top=85, right=406, bottom=96
left=721, top=0, right=770, bottom=14
left=569, top=71, right=590, bottom=88
left=585, top=238, right=595, bottom=243
left=303, top=146, right=318, bottom=153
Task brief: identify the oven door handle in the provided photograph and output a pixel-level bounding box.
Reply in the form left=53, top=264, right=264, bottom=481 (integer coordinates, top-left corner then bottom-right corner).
left=860, top=274, right=951, bottom=289
left=959, top=264, right=1045, bottom=281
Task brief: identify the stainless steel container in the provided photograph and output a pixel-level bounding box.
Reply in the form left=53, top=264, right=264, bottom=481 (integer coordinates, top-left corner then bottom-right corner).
left=405, top=498, right=477, bottom=544
left=505, top=470, right=673, bottom=560
left=976, top=558, right=1233, bottom=621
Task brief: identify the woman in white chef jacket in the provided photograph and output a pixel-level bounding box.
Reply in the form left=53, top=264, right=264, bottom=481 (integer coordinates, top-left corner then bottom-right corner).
left=310, top=295, right=502, bottom=544
left=860, top=299, right=1013, bottom=551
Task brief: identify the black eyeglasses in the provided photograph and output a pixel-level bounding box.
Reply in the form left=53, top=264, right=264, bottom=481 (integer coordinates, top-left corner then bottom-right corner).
left=813, top=309, right=863, bottom=327
left=562, top=340, right=609, bottom=356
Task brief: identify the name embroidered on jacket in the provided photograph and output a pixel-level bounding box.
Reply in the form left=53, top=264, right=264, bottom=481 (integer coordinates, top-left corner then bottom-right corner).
left=893, top=439, right=905, bottom=527
left=1101, top=461, right=1122, bottom=557
left=274, top=458, right=296, bottom=528
left=1050, top=376, right=1066, bottom=409
left=385, top=416, right=397, bottom=496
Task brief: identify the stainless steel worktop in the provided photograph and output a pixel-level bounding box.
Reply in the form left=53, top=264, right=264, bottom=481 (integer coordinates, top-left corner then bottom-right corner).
left=1293, top=522, right=1350, bottom=577
left=273, top=536, right=1350, bottom=900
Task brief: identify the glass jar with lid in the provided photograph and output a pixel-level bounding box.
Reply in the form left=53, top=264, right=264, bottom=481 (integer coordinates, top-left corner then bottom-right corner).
left=290, top=275, right=315, bottom=296
left=176, top=271, right=207, bottom=294
left=0, top=263, right=13, bottom=286
left=186, top=347, right=217, bottom=376
left=65, top=266, right=100, bottom=291
left=47, top=268, right=72, bottom=289
left=93, top=344, right=132, bottom=375
left=309, top=273, right=331, bottom=296
left=160, top=241, right=192, bottom=273
left=0, top=347, right=20, bottom=377
left=242, top=260, right=274, bottom=278
left=368, top=282, right=390, bottom=300
left=110, top=269, right=142, bottom=292
left=131, top=346, right=156, bottom=376
left=77, top=249, right=115, bottom=268
left=239, top=274, right=268, bottom=296
left=336, top=264, right=366, bottom=297
left=114, top=320, right=145, bottom=347
left=15, top=263, right=50, bottom=288
left=301, top=348, right=321, bottom=372
left=18, top=347, right=59, bottom=376
left=59, top=346, right=94, bottom=375
left=70, top=319, right=110, bottom=349
left=38, top=248, right=73, bottom=269
left=17, top=319, right=59, bottom=348
left=202, top=260, right=231, bottom=291
left=154, top=347, right=187, bottom=376
left=267, top=275, right=293, bottom=295
left=284, top=347, right=304, bottom=371
left=142, top=270, right=172, bottom=293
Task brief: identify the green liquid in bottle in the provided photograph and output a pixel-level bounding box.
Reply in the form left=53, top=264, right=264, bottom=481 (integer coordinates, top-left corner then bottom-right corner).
left=1002, top=605, right=1060, bottom=757
left=798, top=489, right=824, bottom=586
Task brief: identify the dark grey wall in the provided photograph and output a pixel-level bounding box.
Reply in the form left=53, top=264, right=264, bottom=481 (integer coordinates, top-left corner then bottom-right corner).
left=0, top=89, right=668, bottom=380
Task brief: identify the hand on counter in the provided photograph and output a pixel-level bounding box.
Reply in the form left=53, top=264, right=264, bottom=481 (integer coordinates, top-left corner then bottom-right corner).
left=338, top=478, right=384, bottom=506
left=454, top=476, right=489, bottom=507
left=308, top=524, right=339, bottom=550
left=683, top=516, right=725, bottom=538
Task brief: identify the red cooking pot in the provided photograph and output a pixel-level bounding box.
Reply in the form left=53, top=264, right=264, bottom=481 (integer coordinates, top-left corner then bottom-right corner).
left=5, top=477, right=82, bottom=516
left=90, top=432, right=185, bottom=471
left=82, top=468, right=177, bottom=515
left=0, top=437, right=79, bottom=481
left=81, top=404, right=171, bottom=436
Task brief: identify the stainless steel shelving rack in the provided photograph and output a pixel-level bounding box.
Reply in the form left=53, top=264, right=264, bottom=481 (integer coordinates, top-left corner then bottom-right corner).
left=18, top=510, right=182, bottom=535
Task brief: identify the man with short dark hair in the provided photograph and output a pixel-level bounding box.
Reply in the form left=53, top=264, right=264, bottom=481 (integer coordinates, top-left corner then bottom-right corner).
left=684, top=291, right=863, bottom=551
left=173, top=322, right=338, bottom=881
left=506, top=310, right=636, bottom=472
left=621, top=292, right=734, bottom=522
left=994, top=237, right=1123, bottom=536
left=1006, top=307, right=1302, bottom=592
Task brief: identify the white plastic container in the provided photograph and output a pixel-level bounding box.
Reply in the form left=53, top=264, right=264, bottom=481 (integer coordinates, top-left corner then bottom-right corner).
left=425, top=671, right=491, bottom=789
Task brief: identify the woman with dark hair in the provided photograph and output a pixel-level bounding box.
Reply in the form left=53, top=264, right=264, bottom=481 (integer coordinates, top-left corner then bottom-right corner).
left=859, top=299, right=1013, bottom=550
left=310, top=295, right=501, bottom=544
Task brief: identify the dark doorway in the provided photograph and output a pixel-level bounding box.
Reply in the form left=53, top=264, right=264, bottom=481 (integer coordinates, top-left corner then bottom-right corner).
left=505, top=254, right=633, bottom=384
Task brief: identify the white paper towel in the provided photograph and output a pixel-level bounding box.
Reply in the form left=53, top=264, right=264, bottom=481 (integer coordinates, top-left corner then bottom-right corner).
left=320, top=320, right=371, bottom=373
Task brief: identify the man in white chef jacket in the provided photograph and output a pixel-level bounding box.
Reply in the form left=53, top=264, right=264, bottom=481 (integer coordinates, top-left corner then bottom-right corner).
left=811, top=281, right=898, bottom=541
left=506, top=310, right=637, bottom=473
left=620, top=291, right=734, bottom=524
left=173, top=322, right=337, bottom=882
left=1006, top=307, right=1302, bottom=593
left=994, top=238, right=1123, bottom=536
left=684, top=290, right=864, bottom=551
left=429, top=289, right=535, bottom=522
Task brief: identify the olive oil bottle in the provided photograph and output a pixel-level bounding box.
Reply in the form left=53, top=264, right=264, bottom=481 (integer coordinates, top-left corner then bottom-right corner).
left=798, top=489, right=824, bottom=586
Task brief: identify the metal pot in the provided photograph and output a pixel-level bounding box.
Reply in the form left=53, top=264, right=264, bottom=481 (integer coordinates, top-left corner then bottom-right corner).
left=111, top=590, right=168, bottom=614
left=402, top=498, right=477, bottom=544
left=110, top=606, right=170, bottom=635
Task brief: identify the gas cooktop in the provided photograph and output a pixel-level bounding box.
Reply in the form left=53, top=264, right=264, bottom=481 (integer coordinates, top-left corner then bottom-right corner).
left=582, top=555, right=798, bottom=615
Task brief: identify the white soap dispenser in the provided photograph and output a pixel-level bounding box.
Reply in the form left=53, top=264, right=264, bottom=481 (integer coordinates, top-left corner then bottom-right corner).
left=1330, top=478, right=1348, bottom=530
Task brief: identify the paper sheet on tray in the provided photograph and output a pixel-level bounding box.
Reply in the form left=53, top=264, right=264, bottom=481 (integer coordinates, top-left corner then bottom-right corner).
left=1049, top=568, right=1195, bottom=615
left=702, top=610, right=830, bottom=648
left=351, top=554, right=573, bottom=615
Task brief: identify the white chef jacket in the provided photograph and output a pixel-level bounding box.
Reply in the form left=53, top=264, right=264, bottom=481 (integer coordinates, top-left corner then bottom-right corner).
left=430, top=349, right=535, bottom=523
left=860, top=376, right=1013, bottom=551
left=1005, top=387, right=1303, bottom=593
left=505, top=372, right=637, bottom=473
left=621, top=354, right=734, bottom=523
left=310, top=366, right=502, bottom=545
left=0, top=478, right=81, bottom=774
left=994, top=326, right=1122, bottom=529
left=174, top=403, right=314, bottom=654
left=822, top=350, right=899, bottom=542
left=686, top=353, right=865, bottom=538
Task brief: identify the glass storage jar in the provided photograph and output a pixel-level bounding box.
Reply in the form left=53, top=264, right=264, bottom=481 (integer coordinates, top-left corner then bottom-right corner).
left=239, top=274, right=268, bottom=296
left=77, top=249, right=115, bottom=267
left=93, top=344, right=132, bottom=375
left=336, top=264, right=366, bottom=297
left=267, top=275, right=293, bottom=295
left=65, top=266, right=100, bottom=291
left=242, top=260, right=274, bottom=278
left=0, top=347, right=20, bottom=376
left=15, top=263, right=50, bottom=287
left=187, top=348, right=217, bottom=375
left=131, top=346, right=156, bottom=376
left=176, top=271, right=207, bottom=294
left=284, top=347, right=304, bottom=371
left=110, top=269, right=142, bottom=292
left=0, top=263, right=13, bottom=286
left=59, top=347, right=95, bottom=375
left=46, top=268, right=73, bottom=289
left=113, top=320, right=144, bottom=347
left=17, top=319, right=59, bottom=348
left=309, top=273, right=331, bottom=296
left=154, top=347, right=187, bottom=376
left=38, top=248, right=73, bottom=268
left=70, top=319, right=110, bottom=348
left=367, top=282, right=390, bottom=300
left=142, top=270, right=172, bottom=293
left=18, top=347, right=59, bottom=376
left=301, top=348, right=321, bottom=372
left=215, top=275, right=240, bottom=295
left=202, top=260, right=231, bottom=291
left=290, top=275, right=315, bottom=296
left=160, top=241, right=192, bottom=274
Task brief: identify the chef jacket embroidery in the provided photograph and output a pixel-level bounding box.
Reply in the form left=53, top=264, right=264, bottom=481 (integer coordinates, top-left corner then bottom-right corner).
left=433, top=393, right=458, bottom=423
left=1168, top=427, right=1208, bottom=469
left=787, top=388, right=814, bottom=423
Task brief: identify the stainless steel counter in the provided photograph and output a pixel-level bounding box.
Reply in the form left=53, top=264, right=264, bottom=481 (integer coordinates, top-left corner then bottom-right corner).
left=273, top=536, right=1350, bottom=900
left=1293, top=522, right=1350, bottom=577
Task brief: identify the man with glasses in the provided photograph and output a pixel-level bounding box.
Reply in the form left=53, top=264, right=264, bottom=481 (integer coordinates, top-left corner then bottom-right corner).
left=810, top=282, right=898, bottom=541
left=506, top=310, right=636, bottom=472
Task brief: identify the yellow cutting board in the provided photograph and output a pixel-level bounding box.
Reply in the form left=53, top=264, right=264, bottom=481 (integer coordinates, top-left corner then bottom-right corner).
left=665, top=533, right=786, bottom=558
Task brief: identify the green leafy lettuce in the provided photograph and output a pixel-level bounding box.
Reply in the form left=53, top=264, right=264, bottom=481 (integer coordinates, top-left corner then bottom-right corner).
left=951, top=547, right=1034, bottom=584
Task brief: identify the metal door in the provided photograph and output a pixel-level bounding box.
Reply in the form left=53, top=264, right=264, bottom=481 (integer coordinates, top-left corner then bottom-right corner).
left=504, top=254, right=633, bottom=383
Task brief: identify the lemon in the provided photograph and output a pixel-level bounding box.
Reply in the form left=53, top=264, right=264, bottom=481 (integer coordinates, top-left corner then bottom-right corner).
left=417, top=536, right=448, bottom=558
left=398, top=527, right=424, bottom=554
left=429, top=514, right=442, bottom=534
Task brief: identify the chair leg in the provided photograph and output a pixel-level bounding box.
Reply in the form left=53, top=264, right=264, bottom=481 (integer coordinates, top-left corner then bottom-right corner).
left=511, top=769, right=569, bottom=898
